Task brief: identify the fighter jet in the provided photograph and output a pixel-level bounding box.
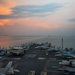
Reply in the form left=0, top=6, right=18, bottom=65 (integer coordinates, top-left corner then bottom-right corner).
left=58, top=66, right=75, bottom=74
left=47, top=46, right=61, bottom=52
left=55, top=51, right=75, bottom=59
left=0, top=61, right=19, bottom=75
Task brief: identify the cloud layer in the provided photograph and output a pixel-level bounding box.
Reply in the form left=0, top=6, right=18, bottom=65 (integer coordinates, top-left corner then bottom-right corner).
left=0, top=4, right=62, bottom=19
left=68, top=18, right=75, bottom=22
left=0, top=0, right=75, bottom=36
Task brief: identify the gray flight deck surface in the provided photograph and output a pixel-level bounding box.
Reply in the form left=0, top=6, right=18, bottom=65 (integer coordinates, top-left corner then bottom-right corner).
left=0, top=45, right=65, bottom=75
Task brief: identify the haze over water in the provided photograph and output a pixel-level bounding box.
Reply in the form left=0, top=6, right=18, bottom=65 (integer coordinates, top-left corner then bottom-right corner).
left=0, top=36, right=75, bottom=49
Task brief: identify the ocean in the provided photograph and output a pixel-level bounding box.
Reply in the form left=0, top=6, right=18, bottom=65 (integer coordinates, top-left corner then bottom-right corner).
left=0, top=36, right=75, bottom=49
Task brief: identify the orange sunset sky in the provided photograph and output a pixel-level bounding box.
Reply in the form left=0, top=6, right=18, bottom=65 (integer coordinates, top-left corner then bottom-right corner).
left=0, top=0, right=75, bottom=36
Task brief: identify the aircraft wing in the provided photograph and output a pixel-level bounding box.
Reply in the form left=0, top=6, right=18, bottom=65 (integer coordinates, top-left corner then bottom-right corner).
left=59, top=66, right=75, bottom=73
left=65, top=67, right=75, bottom=73
left=0, top=61, right=13, bottom=74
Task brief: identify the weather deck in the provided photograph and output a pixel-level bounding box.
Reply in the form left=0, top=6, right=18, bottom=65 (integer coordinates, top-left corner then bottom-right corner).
left=0, top=46, right=65, bottom=75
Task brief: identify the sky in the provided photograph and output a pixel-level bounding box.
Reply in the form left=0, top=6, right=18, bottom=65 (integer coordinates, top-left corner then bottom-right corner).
left=0, top=0, right=75, bottom=36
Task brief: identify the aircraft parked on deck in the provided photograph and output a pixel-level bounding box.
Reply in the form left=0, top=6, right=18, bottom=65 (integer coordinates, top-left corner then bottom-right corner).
left=0, top=61, right=19, bottom=75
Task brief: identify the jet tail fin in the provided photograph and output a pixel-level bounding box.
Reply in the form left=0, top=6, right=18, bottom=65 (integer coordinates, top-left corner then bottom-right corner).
left=5, top=61, right=13, bottom=69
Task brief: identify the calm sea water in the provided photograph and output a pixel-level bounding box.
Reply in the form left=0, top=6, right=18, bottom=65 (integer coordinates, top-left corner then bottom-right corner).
left=0, top=36, right=75, bottom=49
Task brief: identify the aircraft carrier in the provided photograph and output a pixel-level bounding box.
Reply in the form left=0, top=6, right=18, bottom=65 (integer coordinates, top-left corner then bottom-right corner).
left=0, top=44, right=66, bottom=75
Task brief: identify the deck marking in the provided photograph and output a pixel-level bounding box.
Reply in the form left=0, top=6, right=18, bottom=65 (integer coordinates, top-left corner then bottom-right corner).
left=38, top=57, right=46, bottom=60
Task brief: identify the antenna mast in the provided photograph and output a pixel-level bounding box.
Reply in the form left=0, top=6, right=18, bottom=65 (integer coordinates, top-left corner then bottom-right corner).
left=62, top=37, right=63, bottom=50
